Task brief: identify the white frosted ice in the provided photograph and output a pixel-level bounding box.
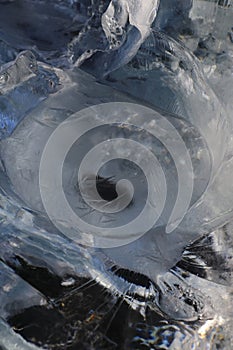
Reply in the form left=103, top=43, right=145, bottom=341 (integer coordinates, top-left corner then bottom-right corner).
left=102, top=0, right=160, bottom=42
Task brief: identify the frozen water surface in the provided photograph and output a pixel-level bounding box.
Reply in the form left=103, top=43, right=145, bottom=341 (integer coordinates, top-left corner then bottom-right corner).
left=0, top=0, right=233, bottom=349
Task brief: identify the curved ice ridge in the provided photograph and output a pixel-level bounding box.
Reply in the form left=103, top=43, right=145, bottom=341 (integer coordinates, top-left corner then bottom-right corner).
left=70, top=0, right=160, bottom=75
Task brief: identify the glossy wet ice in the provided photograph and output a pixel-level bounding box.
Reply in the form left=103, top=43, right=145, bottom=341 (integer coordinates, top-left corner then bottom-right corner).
left=0, top=0, right=233, bottom=349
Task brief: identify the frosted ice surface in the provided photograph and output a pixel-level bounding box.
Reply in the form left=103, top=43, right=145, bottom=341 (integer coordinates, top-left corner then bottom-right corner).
left=0, top=51, right=59, bottom=138
left=102, top=0, right=159, bottom=42
left=0, top=0, right=233, bottom=349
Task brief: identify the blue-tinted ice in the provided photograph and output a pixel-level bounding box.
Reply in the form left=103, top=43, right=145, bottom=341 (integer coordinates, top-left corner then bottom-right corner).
left=0, top=0, right=233, bottom=349
left=0, top=51, right=59, bottom=138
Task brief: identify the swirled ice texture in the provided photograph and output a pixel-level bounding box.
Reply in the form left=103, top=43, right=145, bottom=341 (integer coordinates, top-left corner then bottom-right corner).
left=0, top=0, right=233, bottom=349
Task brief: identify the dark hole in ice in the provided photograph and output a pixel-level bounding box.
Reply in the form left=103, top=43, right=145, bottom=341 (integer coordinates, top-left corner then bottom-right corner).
left=6, top=256, right=63, bottom=298
left=111, top=265, right=151, bottom=289
left=96, top=175, right=118, bottom=202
